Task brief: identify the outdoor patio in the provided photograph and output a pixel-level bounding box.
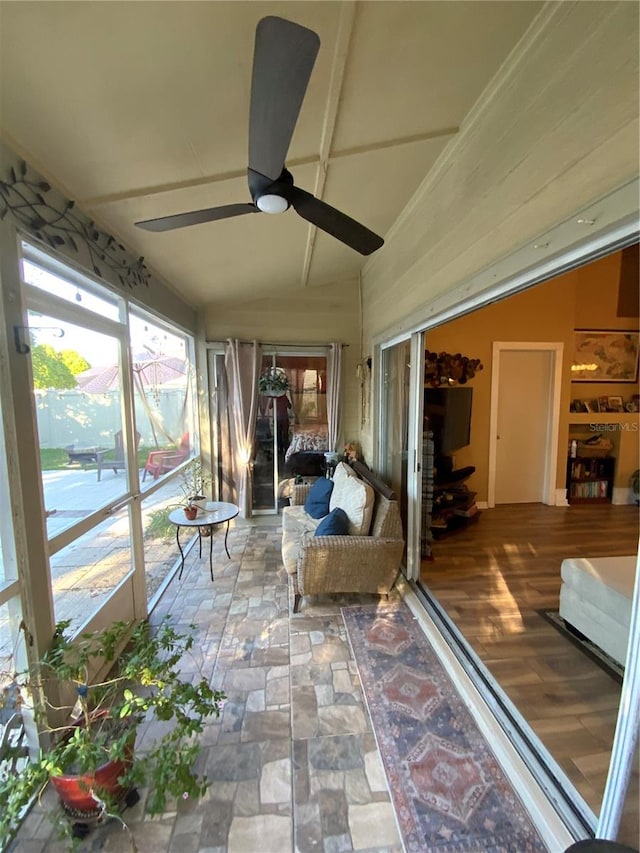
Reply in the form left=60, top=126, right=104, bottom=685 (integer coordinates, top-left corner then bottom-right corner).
left=10, top=515, right=406, bottom=853
left=39, top=467, right=185, bottom=634
left=42, top=466, right=162, bottom=539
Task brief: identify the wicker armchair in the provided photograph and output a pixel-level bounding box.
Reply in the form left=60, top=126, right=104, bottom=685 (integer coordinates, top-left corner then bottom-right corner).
left=282, top=462, right=404, bottom=612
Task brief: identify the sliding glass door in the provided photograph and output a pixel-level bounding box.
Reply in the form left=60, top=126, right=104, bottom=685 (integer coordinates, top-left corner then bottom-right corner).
left=208, top=347, right=329, bottom=514
left=377, top=264, right=640, bottom=845
left=253, top=353, right=328, bottom=512
left=378, top=335, right=424, bottom=579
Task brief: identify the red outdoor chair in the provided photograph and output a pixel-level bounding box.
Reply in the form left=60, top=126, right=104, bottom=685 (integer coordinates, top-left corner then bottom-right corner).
left=142, top=432, right=190, bottom=481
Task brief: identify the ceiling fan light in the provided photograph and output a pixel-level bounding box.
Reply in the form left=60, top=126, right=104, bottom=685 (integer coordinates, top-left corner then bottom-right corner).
left=257, top=194, right=289, bottom=214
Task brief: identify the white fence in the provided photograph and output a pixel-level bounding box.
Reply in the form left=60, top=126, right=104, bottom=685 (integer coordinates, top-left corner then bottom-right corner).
left=34, top=389, right=187, bottom=448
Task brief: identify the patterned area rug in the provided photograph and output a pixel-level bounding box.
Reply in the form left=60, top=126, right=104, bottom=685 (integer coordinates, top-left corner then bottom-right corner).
left=343, top=602, right=549, bottom=853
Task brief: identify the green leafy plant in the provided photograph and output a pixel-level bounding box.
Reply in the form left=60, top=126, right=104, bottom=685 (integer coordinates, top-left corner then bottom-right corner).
left=143, top=507, right=174, bottom=542
left=175, top=458, right=212, bottom=510
left=0, top=617, right=225, bottom=847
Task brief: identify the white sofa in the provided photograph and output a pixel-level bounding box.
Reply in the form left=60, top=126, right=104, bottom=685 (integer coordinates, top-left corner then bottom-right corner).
left=559, top=555, right=638, bottom=665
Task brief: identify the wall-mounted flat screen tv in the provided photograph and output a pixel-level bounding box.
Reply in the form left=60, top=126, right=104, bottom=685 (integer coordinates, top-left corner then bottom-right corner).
left=424, top=387, right=473, bottom=455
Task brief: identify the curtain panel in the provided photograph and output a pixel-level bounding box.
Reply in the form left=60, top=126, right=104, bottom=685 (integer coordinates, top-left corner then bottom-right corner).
left=327, top=342, right=342, bottom=452
left=224, top=339, right=262, bottom=517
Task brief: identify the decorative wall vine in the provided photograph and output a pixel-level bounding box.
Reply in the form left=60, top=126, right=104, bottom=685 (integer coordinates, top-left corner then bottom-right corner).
left=424, top=349, right=483, bottom=386
left=0, top=160, right=149, bottom=290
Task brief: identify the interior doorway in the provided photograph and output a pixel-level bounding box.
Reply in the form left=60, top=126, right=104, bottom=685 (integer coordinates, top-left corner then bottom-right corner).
left=253, top=353, right=328, bottom=513
left=488, top=343, right=563, bottom=506
left=208, top=348, right=329, bottom=514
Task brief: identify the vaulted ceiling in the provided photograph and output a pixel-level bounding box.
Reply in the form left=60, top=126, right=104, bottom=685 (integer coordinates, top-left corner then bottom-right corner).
left=0, top=1, right=543, bottom=306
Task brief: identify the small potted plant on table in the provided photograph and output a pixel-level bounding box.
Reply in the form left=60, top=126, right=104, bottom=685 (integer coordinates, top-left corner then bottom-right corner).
left=0, top=617, right=225, bottom=847
left=177, top=458, right=212, bottom=520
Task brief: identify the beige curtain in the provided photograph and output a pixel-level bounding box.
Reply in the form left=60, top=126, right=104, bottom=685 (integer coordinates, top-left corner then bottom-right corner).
left=327, top=342, right=342, bottom=451
left=224, top=339, right=262, bottom=517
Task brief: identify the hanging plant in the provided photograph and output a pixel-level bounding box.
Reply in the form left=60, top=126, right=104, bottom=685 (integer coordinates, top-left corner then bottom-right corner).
left=258, top=367, right=289, bottom=397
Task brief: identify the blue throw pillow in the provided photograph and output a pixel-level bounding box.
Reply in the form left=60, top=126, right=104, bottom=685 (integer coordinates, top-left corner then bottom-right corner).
left=304, top=477, right=334, bottom=519
left=315, top=507, right=349, bottom=536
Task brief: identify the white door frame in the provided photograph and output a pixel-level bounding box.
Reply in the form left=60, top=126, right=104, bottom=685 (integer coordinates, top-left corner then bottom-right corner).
left=374, top=334, right=423, bottom=581
left=487, top=341, right=564, bottom=508
left=406, top=332, right=425, bottom=581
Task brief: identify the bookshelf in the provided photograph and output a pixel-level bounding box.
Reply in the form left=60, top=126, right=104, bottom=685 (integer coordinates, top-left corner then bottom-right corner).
left=566, top=455, right=615, bottom=504
left=567, top=411, right=638, bottom=503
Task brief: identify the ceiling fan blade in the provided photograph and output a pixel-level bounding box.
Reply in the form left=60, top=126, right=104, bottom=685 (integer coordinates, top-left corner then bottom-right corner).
left=135, top=203, right=258, bottom=232
left=249, top=16, right=320, bottom=181
left=289, top=187, right=384, bottom=256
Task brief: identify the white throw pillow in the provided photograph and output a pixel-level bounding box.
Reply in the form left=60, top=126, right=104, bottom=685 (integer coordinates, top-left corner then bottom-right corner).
left=329, top=465, right=374, bottom=535
left=330, top=462, right=357, bottom=508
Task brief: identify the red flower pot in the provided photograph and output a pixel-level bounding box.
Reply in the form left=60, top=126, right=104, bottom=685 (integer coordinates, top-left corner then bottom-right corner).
left=184, top=505, right=198, bottom=520
left=50, top=749, right=132, bottom=815
left=49, top=710, right=134, bottom=818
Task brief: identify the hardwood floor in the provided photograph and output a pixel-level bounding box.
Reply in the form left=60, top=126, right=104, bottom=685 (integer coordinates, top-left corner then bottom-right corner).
left=419, top=503, right=639, bottom=845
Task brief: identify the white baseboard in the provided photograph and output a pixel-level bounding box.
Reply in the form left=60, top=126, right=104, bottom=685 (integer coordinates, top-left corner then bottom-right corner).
left=478, top=492, right=568, bottom=508
left=476, top=489, right=632, bottom=507
left=554, top=488, right=569, bottom=506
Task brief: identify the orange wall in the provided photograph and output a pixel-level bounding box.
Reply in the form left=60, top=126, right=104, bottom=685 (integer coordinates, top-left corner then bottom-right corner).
left=571, top=251, right=637, bottom=400
left=425, top=250, right=639, bottom=501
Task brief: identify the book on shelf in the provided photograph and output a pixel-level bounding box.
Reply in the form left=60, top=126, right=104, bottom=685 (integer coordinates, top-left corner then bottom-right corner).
left=569, top=480, right=609, bottom=499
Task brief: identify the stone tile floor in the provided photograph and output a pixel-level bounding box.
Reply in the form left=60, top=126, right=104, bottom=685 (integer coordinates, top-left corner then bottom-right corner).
left=9, top=515, right=548, bottom=852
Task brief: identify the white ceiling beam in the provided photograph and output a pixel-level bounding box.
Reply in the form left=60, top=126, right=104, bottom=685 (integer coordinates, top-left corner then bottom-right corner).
left=79, top=126, right=458, bottom=209
left=300, top=1, right=357, bottom=287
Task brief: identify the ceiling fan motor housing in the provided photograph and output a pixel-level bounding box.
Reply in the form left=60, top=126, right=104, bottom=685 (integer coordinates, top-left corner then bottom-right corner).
left=248, top=167, right=293, bottom=213
left=135, top=18, right=383, bottom=253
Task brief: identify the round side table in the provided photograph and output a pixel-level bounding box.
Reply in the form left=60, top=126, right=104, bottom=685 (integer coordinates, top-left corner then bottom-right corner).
left=168, top=501, right=239, bottom=581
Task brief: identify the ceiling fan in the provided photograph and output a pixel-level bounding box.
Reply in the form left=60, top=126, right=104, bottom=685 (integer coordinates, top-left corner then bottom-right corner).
left=135, top=16, right=384, bottom=256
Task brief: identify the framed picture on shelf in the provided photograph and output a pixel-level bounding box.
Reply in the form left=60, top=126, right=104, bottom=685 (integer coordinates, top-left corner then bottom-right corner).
left=607, top=395, right=624, bottom=412
left=571, top=329, right=639, bottom=382
left=597, top=396, right=610, bottom=413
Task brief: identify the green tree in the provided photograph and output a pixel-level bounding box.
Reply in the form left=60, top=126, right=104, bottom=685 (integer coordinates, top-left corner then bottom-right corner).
left=31, top=344, right=90, bottom=389
left=59, top=348, right=90, bottom=376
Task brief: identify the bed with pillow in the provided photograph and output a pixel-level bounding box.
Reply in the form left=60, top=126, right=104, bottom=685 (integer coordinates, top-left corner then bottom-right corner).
left=284, top=425, right=329, bottom=462
left=281, top=461, right=404, bottom=612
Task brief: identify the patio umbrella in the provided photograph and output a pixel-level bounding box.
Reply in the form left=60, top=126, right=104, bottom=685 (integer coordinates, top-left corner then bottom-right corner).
left=76, top=354, right=187, bottom=394
left=76, top=354, right=189, bottom=447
